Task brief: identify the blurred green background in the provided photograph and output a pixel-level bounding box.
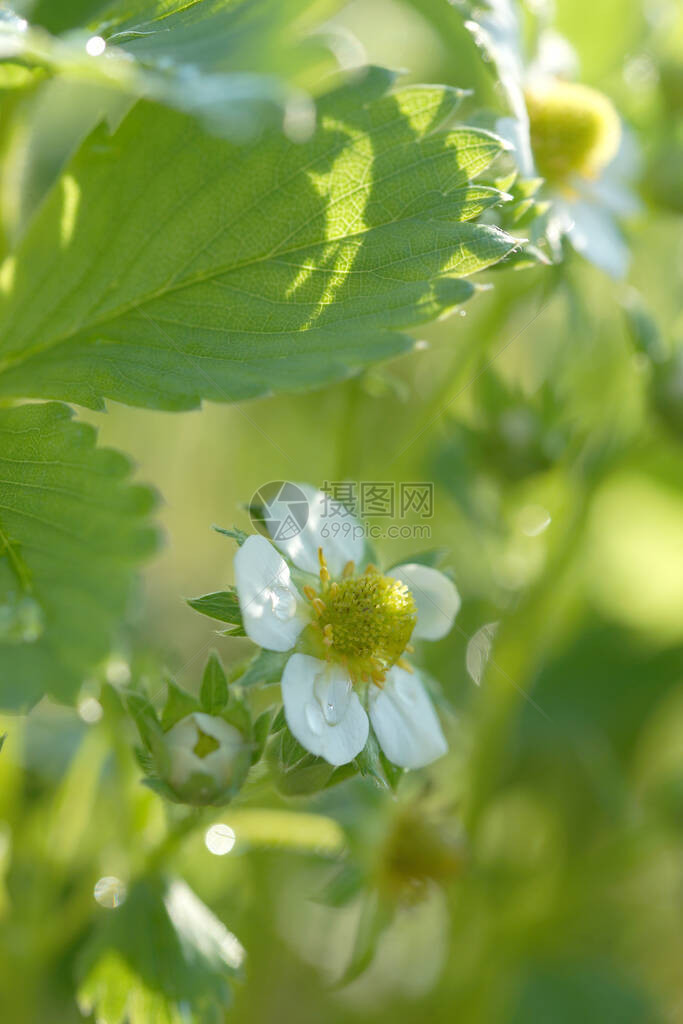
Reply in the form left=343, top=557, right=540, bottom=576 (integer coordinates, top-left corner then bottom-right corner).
left=1, top=0, right=682, bottom=1021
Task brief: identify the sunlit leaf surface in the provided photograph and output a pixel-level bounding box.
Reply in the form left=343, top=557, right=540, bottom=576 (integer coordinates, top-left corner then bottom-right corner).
left=0, top=68, right=515, bottom=410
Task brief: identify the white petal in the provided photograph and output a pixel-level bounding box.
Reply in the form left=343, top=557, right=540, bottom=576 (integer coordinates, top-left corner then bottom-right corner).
left=465, top=621, right=499, bottom=685
left=265, top=483, right=364, bottom=577
left=281, top=653, right=368, bottom=766
left=496, top=114, right=535, bottom=179
left=387, top=563, right=461, bottom=640
left=234, top=535, right=307, bottom=651
left=370, top=667, right=447, bottom=769
left=565, top=199, right=629, bottom=279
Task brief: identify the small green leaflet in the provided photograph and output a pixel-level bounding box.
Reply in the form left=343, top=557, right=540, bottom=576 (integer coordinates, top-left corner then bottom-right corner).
left=187, top=588, right=244, bottom=634
left=0, top=402, right=159, bottom=709
left=0, top=68, right=516, bottom=412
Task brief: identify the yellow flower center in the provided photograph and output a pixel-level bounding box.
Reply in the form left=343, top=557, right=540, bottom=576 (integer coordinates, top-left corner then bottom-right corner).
left=303, top=552, right=416, bottom=683
left=524, top=80, right=621, bottom=184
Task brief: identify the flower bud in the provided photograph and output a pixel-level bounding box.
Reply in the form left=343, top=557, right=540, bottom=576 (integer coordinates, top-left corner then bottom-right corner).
left=163, top=711, right=250, bottom=805
left=379, top=806, right=466, bottom=903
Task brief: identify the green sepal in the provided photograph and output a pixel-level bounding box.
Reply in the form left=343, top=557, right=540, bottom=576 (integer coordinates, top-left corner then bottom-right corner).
left=216, top=618, right=248, bottom=634
left=379, top=750, right=404, bottom=793
left=200, top=651, right=229, bottom=713
left=212, top=525, right=248, bottom=546
left=187, top=588, right=244, bottom=630
left=251, top=709, right=274, bottom=765
left=237, top=648, right=290, bottom=688
left=126, top=692, right=171, bottom=778
left=270, top=707, right=288, bottom=733
left=161, top=678, right=200, bottom=731
left=140, top=776, right=179, bottom=803
left=267, top=727, right=339, bottom=796
left=514, top=176, right=545, bottom=199
left=220, top=697, right=251, bottom=738
left=355, top=730, right=390, bottom=791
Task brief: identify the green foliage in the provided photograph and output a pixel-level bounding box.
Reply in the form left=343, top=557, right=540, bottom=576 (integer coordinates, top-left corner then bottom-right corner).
left=0, top=68, right=514, bottom=412
left=6, top=0, right=341, bottom=139
left=0, top=402, right=158, bottom=709
left=77, top=875, right=243, bottom=1024
left=1, top=2, right=680, bottom=1023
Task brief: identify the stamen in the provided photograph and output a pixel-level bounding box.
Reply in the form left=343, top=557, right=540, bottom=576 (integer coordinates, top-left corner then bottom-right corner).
left=342, top=561, right=355, bottom=578
left=405, top=644, right=415, bottom=654
left=364, top=563, right=379, bottom=575
left=318, top=547, right=330, bottom=587
left=303, top=584, right=317, bottom=601
left=312, top=598, right=326, bottom=617
left=397, top=658, right=413, bottom=673
left=323, top=623, right=334, bottom=646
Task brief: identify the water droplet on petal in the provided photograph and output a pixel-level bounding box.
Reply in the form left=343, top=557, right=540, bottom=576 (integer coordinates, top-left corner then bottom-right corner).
left=466, top=622, right=499, bottom=685
left=0, top=594, right=44, bottom=644
left=314, top=671, right=351, bottom=725
left=269, top=584, right=297, bottom=621
left=518, top=504, right=552, bottom=537
left=94, top=876, right=127, bottom=908
left=205, top=823, right=236, bottom=855
left=305, top=700, right=325, bottom=735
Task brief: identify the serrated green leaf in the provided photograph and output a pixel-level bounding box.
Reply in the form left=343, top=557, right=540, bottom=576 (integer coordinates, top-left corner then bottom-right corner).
left=200, top=651, right=229, bottom=713
left=77, top=875, right=242, bottom=1024
left=0, top=402, right=158, bottom=710
left=0, top=69, right=516, bottom=411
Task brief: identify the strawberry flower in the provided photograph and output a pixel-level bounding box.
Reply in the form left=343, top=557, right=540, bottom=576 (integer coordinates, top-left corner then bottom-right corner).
left=234, top=485, right=460, bottom=769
